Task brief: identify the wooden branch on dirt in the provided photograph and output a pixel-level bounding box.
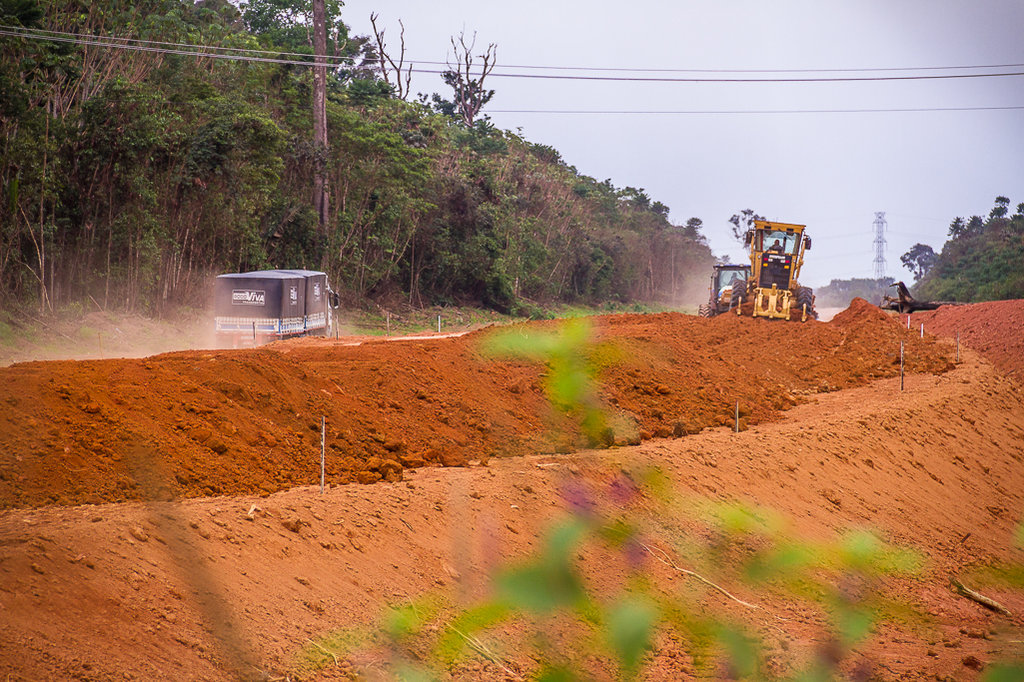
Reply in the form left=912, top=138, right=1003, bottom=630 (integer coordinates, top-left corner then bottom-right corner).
left=449, top=625, right=523, bottom=680
left=951, top=579, right=1012, bottom=617
left=306, top=638, right=339, bottom=666
left=640, top=542, right=785, bottom=619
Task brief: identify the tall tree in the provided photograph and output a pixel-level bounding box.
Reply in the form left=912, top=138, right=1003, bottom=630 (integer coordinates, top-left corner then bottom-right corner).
left=947, top=217, right=966, bottom=239
left=439, top=30, right=496, bottom=126
left=990, top=195, right=1010, bottom=220
left=900, top=243, right=937, bottom=281
left=728, top=209, right=763, bottom=243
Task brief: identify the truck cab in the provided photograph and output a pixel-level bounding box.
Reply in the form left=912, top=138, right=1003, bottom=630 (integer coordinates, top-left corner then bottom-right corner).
left=699, top=264, right=751, bottom=317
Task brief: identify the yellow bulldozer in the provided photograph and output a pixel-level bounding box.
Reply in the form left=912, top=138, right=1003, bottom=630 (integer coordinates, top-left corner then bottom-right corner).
left=731, top=220, right=817, bottom=321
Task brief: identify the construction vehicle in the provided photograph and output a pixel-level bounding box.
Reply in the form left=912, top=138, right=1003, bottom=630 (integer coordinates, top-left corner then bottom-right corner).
left=698, top=264, right=751, bottom=317
left=213, top=269, right=340, bottom=347
left=732, top=220, right=816, bottom=321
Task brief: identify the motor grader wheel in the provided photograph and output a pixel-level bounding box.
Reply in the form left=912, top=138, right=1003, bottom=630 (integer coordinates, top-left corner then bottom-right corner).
left=698, top=304, right=712, bottom=318
left=796, top=286, right=818, bottom=320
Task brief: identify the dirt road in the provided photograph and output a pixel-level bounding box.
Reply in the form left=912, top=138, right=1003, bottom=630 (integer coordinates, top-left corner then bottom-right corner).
left=1, top=299, right=1022, bottom=680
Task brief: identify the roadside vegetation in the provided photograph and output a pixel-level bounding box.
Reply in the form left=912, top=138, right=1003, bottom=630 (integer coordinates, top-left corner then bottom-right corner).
left=0, top=0, right=714, bottom=321
left=902, top=196, right=1024, bottom=303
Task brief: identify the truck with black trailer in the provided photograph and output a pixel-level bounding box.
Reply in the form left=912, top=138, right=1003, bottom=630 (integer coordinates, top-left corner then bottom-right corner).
left=213, top=269, right=339, bottom=347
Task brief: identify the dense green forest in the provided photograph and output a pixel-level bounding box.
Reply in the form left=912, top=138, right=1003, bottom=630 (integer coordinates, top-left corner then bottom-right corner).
left=0, top=0, right=714, bottom=317
left=911, top=196, right=1024, bottom=302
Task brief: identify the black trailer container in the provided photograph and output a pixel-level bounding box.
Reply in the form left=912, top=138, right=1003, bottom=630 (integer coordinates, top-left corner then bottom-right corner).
left=280, top=269, right=330, bottom=336
left=214, top=269, right=326, bottom=345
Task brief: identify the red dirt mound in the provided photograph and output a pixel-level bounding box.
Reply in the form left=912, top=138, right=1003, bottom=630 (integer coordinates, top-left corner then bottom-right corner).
left=0, top=305, right=955, bottom=509
left=910, top=299, right=1024, bottom=382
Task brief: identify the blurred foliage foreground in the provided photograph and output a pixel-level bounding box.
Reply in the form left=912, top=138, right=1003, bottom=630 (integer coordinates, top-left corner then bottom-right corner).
left=291, top=320, right=1024, bottom=681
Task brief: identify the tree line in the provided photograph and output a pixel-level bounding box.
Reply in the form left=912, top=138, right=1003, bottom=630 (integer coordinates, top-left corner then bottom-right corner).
left=903, top=196, right=1023, bottom=302
left=0, top=0, right=714, bottom=317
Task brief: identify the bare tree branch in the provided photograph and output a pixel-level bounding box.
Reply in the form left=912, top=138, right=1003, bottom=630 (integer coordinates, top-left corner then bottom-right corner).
left=370, top=13, right=412, bottom=100
left=445, top=29, right=497, bottom=126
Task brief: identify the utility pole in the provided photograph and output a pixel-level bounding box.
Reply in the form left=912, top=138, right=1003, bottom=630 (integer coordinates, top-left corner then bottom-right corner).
left=312, top=0, right=329, bottom=245
left=872, top=212, right=887, bottom=279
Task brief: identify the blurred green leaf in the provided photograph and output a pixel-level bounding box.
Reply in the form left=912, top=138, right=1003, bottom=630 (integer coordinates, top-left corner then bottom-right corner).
left=597, top=517, right=636, bottom=548
left=606, top=598, right=658, bottom=676
left=983, top=663, right=1024, bottom=682
left=537, top=664, right=579, bottom=682
left=635, top=465, right=672, bottom=504
left=383, top=595, right=440, bottom=641
left=839, top=529, right=881, bottom=568
left=717, top=624, right=762, bottom=679
left=711, top=501, right=781, bottom=536
left=393, top=662, right=436, bottom=682
left=497, top=519, right=589, bottom=614
left=836, top=605, right=875, bottom=645
left=660, top=600, right=717, bottom=673
left=744, top=543, right=816, bottom=583
left=434, top=602, right=512, bottom=664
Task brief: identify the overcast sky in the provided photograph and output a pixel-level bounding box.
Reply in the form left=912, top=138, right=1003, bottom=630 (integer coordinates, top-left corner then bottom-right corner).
left=338, top=0, right=1024, bottom=289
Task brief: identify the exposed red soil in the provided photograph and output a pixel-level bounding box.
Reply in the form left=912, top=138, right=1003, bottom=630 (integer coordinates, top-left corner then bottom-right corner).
left=910, top=299, right=1024, bottom=383
left=1, top=298, right=1023, bottom=680
left=0, top=298, right=953, bottom=510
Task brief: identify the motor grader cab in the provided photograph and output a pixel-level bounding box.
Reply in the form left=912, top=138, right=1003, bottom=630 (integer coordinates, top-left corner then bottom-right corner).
left=698, top=264, right=751, bottom=317
left=734, top=220, right=816, bottom=321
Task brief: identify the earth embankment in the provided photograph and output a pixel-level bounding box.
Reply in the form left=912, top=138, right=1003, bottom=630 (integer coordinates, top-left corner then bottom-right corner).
left=911, top=298, right=1024, bottom=382
left=0, top=299, right=954, bottom=509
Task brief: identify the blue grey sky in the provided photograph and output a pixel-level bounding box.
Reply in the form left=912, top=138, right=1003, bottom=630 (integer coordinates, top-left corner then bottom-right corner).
left=338, top=0, right=1024, bottom=288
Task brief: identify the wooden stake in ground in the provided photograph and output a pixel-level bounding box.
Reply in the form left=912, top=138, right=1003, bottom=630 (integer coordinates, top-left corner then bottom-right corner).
left=320, top=416, right=326, bottom=495
left=900, top=340, right=904, bottom=391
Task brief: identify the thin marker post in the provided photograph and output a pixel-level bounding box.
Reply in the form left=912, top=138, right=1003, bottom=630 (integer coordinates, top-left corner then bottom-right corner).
left=900, top=340, right=905, bottom=391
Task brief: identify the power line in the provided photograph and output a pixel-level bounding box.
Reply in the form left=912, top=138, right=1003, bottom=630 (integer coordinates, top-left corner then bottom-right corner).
left=488, top=106, right=1024, bottom=115
left=7, top=24, right=1024, bottom=76
left=0, top=25, right=358, bottom=63
left=3, top=26, right=1024, bottom=83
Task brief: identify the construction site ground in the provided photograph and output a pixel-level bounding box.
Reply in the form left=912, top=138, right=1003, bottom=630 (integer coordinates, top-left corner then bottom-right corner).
left=1, top=299, right=1023, bottom=680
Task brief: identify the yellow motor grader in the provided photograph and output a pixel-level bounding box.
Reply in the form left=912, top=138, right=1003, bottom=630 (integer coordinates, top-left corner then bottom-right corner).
left=732, top=220, right=816, bottom=321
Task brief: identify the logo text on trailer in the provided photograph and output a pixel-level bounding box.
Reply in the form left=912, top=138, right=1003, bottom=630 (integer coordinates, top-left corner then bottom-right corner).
left=232, top=289, right=266, bottom=306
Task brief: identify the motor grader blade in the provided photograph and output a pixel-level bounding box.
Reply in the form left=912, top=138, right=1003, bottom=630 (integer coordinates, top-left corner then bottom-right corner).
left=735, top=297, right=814, bottom=322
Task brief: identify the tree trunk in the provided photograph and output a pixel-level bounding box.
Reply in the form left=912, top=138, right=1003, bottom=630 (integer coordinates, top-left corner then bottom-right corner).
left=312, top=0, right=329, bottom=265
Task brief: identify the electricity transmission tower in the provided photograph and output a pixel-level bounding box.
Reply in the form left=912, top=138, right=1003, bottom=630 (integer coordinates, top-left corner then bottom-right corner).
left=872, top=212, right=887, bottom=279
